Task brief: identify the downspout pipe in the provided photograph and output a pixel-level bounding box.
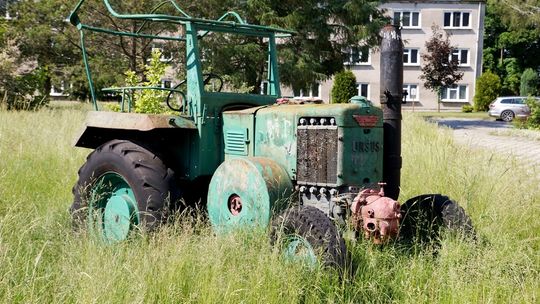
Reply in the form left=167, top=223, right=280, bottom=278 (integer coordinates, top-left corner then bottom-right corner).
left=379, top=25, right=403, bottom=200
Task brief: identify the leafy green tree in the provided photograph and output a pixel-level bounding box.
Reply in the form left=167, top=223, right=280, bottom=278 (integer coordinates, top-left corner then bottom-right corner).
left=420, top=26, right=463, bottom=112
left=4, top=0, right=385, bottom=101
left=473, top=71, right=501, bottom=111
left=185, top=0, right=386, bottom=93
left=331, top=70, right=357, bottom=103
left=520, top=68, right=539, bottom=96
left=483, top=0, right=540, bottom=94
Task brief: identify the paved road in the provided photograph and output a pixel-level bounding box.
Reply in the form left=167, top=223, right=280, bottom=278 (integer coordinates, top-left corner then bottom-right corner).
left=434, top=118, right=540, bottom=175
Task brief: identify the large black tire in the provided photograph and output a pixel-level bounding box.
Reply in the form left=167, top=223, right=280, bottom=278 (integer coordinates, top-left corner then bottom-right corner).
left=70, top=140, right=180, bottom=232
left=400, top=194, right=474, bottom=243
left=271, top=205, right=346, bottom=268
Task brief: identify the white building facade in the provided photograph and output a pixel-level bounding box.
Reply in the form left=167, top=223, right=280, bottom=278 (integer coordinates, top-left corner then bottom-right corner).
left=318, top=0, right=486, bottom=110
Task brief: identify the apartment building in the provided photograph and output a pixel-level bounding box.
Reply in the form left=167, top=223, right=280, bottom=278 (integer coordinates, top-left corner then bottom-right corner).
left=317, top=0, right=486, bottom=110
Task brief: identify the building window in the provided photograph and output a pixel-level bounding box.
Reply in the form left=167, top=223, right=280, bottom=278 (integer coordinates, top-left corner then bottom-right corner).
left=294, top=83, right=321, bottom=98
left=450, top=49, right=469, bottom=66
left=50, top=81, right=69, bottom=97
left=403, top=84, right=419, bottom=101
left=357, top=83, right=369, bottom=98
left=441, top=84, right=468, bottom=102
left=393, top=11, right=420, bottom=28
left=151, top=46, right=173, bottom=62
left=1, top=1, right=14, bottom=19
left=260, top=81, right=269, bottom=95
left=443, top=12, right=471, bottom=28
left=403, top=48, right=420, bottom=66
left=161, top=79, right=172, bottom=89
left=344, top=46, right=370, bottom=65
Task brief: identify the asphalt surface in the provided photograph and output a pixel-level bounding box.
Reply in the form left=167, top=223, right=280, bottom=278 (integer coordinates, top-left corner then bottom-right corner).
left=434, top=118, right=540, bottom=177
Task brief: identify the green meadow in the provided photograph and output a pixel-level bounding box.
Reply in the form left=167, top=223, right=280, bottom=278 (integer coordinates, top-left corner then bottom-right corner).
left=0, top=105, right=538, bottom=303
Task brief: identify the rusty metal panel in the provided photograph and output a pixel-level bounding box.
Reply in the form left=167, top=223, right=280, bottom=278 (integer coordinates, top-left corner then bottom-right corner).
left=82, top=111, right=196, bottom=131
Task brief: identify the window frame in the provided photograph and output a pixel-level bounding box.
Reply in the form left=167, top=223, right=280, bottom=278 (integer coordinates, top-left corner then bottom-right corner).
left=344, top=46, right=371, bottom=66
left=357, top=83, right=370, bottom=99
left=393, top=11, right=421, bottom=29
left=161, top=79, right=172, bottom=89
left=151, top=46, right=174, bottom=62
left=441, top=84, right=468, bottom=102
left=450, top=49, right=470, bottom=67
left=294, top=82, right=321, bottom=98
left=50, top=81, right=70, bottom=97
left=403, top=48, right=420, bottom=66
left=403, top=84, right=419, bottom=101
left=443, top=11, right=471, bottom=29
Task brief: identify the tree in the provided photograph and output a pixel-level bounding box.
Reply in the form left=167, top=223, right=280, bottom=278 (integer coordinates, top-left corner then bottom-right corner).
left=176, top=0, right=387, bottom=93
left=520, top=68, right=539, bottom=96
left=3, top=0, right=386, bottom=101
left=420, top=25, right=463, bottom=112
left=473, top=71, right=501, bottom=111
left=483, top=0, right=540, bottom=95
left=331, top=69, right=357, bottom=103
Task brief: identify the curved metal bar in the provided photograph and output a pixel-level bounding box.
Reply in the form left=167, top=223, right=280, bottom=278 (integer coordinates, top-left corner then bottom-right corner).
left=217, top=11, right=246, bottom=24
left=102, top=86, right=185, bottom=93
left=80, top=24, right=185, bottom=41
left=136, top=0, right=191, bottom=34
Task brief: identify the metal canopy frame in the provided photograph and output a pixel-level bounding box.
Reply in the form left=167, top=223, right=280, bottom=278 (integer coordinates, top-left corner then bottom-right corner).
left=68, top=0, right=293, bottom=112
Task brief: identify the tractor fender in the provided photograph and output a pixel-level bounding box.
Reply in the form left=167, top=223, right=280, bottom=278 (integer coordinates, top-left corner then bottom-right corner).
left=74, top=111, right=196, bottom=149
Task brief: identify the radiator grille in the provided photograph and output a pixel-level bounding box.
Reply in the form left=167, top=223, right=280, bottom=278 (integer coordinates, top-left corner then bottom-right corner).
left=225, top=130, right=248, bottom=156
left=297, top=126, right=339, bottom=185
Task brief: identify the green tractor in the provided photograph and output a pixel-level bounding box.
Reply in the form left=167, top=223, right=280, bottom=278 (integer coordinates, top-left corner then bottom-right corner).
left=68, top=0, right=473, bottom=266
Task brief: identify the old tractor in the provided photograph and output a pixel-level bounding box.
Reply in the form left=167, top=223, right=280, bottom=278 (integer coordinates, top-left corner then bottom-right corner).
left=68, top=0, right=473, bottom=266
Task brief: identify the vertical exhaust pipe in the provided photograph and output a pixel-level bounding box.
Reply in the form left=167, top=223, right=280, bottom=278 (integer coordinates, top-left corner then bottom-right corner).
left=380, top=25, right=403, bottom=200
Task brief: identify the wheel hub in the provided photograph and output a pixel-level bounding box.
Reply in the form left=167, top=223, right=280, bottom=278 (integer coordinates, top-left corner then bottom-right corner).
left=89, top=172, right=138, bottom=243
left=103, top=194, right=136, bottom=242
left=228, top=194, right=242, bottom=216
left=283, top=236, right=317, bottom=267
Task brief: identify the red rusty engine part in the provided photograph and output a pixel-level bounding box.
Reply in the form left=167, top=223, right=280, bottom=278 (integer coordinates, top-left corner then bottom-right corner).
left=350, top=185, right=401, bottom=244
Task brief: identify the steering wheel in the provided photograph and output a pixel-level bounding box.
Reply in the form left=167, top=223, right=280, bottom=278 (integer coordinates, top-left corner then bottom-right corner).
left=166, top=79, right=187, bottom=112
left=166, top=73, right=224, bottom=112
left=202, top=73, right=223, bottom=92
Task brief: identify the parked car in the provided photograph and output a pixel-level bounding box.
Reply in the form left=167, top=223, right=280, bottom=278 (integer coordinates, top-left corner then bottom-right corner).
left=488, top=96, right=540, bottom=122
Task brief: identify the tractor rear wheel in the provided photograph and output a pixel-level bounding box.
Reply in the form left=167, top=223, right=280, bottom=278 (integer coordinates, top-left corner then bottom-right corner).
left=71, top=140, right=180, bottom=241
left=399, top=194, right=474, bottom=243
left=271, top=205, right=346, bottom=268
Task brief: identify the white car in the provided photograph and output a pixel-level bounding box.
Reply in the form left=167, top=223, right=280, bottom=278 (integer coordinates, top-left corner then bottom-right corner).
left=488, top=96, right=540, bottom=122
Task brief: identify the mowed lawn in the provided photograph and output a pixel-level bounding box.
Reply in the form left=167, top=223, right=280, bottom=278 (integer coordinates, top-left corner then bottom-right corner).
left=0, top=105, right=538, bottom=303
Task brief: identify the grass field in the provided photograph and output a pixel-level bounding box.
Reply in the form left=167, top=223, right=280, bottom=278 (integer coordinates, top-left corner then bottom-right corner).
left=0, top=106, right=538, bottom=303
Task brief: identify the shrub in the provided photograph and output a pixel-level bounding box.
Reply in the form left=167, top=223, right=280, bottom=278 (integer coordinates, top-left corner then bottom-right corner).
left=525, top=96, right=540, bottom=129
left=0, top=40, right=49, bottom=111
left=462, top=105, right=474, bottom=113
left=473, top=71, right=501, bottom=111
left=331, top=70, right=357, bottom=103
left=110, top=49, right=170, bottom=114
left=520, top=68, right=539, bottom=97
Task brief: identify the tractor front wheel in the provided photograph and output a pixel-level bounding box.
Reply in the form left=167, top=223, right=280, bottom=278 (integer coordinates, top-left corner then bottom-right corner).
left=71, top=140, right=180, bottom=241
left=271, top=205, right=346, bottom=268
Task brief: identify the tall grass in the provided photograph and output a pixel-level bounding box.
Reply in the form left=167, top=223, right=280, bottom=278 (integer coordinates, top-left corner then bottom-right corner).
left=0, top=107, right=538, bottom=303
